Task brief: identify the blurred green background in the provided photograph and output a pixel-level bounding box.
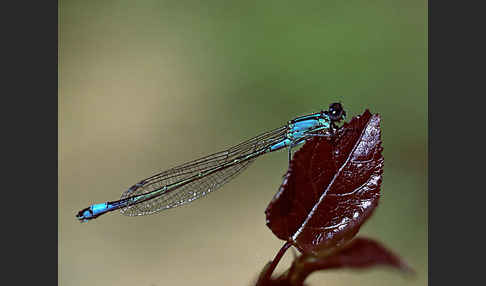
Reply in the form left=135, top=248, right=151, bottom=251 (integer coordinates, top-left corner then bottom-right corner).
left=59, top=0, right=427, bottom=285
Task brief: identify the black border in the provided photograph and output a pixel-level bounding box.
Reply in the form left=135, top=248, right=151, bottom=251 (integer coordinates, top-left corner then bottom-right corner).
left=429, top=0, right=485, bottom=284
left=5, top=1, right=58, bottom=284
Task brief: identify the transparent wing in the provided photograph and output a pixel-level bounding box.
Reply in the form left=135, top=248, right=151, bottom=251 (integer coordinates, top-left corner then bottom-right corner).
left=120, top=125, right=288, bottom=216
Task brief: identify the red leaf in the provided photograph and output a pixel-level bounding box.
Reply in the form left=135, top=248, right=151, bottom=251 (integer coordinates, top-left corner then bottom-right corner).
left=292, top=237, right=414, bottom=274
left=258, top=237, right=413, bottom=286
left=265, top=110, right=383, bottom=254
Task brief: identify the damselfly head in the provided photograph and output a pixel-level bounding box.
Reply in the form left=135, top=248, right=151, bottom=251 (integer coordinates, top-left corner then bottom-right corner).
left=326, top=102, right=346, bottom=122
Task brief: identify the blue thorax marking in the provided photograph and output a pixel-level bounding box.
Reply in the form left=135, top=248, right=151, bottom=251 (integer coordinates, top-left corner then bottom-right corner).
left=269, top=113, right=331, bottom=152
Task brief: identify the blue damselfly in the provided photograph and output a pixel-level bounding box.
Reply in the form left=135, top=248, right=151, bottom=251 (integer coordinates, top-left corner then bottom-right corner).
left=76, top=103, right=346, bottom=222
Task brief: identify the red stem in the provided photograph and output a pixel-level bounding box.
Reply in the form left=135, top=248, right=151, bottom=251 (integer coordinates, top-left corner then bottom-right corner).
left=258, top=241, right=292, bottom=285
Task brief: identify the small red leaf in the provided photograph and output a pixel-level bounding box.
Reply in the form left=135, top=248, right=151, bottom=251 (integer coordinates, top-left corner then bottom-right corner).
left=255, top=237, right=413, bottom=286
left=258, top=237, right=413, bottom=286
left=293, top=237, right=414, bottom=273
left=265, top=110, right=383, bottom=254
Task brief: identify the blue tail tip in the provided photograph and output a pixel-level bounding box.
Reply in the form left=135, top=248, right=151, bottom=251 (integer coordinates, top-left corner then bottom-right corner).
left=76, top=207, right=93, bottom=222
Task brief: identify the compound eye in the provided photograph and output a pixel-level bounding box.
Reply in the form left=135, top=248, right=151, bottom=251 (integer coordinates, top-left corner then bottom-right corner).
left=328, top=102, right=345, bottom=121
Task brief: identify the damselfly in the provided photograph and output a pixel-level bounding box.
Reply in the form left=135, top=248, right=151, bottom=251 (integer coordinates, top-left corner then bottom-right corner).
left=76, top=103, right=346, bottom=222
